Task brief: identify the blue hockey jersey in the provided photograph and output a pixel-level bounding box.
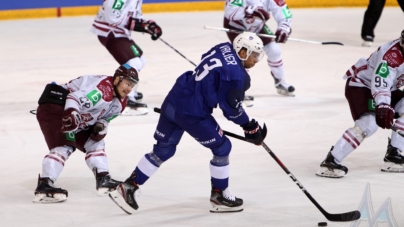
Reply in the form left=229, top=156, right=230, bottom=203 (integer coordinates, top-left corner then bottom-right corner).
left=162, top=42, right=250, bottom=126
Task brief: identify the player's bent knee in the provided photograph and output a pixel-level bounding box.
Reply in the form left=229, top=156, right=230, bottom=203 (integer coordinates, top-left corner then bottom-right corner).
left=211, top=155, right=229, bottom=166
left=264, top=42, right=281, bottom=60
left=354, top=113, right=378, bottom=138
left=152, top=141, right=177, bottom=163
left=49, top=146, right=74, bottom=160
left=126, top=56, right=146, bottom=72
left=211, top=137, right=232, bottom=157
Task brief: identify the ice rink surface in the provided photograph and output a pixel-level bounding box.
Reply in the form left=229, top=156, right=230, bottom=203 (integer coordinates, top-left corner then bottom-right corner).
left=0, top=7, right=403, bottom=227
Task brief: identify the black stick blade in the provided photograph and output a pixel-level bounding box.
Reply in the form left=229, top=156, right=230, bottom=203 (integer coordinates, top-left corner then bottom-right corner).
left=153, top=107, right=161, bottom=113
left=321, top=42, right=344, bottom=46
left=326, top=210, right=361, bottom=222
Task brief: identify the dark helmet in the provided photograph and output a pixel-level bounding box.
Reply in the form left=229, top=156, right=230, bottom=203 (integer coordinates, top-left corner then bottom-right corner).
left=400, top=29, right=404, bottom=47
left=114, top=64, right=139, bottom=85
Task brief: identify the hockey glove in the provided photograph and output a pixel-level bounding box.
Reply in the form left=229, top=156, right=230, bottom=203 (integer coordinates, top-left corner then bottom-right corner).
left=90, top=119, right=108, bottom=141
left=61, top=108, right=81, bottom=133
left=275, top=25, right=291, bottom=43
left=244, top=6, right=270, bottom=21
left=376, top=103, right=395, bottom=129
left=126, top=18, right=162, bottom=40
left=241, top=119, right=265, bottom=145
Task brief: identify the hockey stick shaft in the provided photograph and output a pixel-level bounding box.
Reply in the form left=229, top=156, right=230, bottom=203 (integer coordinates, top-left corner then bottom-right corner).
left=153, top=107, right=360, bottom=222
left=204, top=25, right=344, bottom=46
left=158, top=38, right=197, bottom=67
left=391, top=125, right=404, bottom=138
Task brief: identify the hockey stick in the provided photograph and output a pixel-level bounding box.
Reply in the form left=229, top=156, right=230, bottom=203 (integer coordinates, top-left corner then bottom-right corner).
left=221, top=130, right=361, bottom=222
left=158, top=37, right=198, bottom=67
left=153, top=107, right=360, bottom=222
left=204, top=25, right=344, bottom=46
left=391, top=125, right=404, bottom=137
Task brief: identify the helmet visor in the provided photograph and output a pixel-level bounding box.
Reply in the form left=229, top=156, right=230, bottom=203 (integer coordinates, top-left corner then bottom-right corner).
left=249, top=50, right=264, bottom=62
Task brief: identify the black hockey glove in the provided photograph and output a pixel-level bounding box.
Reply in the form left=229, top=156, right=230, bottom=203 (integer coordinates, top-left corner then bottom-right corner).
left=126, top=18, right=162, bottom=40
left=376, top=103, right=394, bottom=129
left=90, top=119, right=108, bottom=141
left=241, top=119, right=265, bottom=145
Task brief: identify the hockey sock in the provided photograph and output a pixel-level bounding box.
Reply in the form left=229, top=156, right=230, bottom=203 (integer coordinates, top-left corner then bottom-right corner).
left=42, top=146, right=73, bottom=182
left=332, top=127, right=364, bottom=163
left=85, top=149, right=109, bottom=173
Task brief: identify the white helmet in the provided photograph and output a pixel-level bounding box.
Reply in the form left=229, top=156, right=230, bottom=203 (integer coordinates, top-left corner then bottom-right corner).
left=233, top=32, right=264, bottom=61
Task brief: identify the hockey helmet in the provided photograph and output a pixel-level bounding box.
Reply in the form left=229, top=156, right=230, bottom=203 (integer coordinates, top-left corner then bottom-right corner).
left=114, top=64, right=139, bottom=85
left=400, top=29, right=404, bottom=47
left=233, top=32, right=264, bottom=61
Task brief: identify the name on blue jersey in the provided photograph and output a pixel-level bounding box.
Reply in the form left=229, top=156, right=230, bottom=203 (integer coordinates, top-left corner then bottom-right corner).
left=220, top=45, right=238, bottom=65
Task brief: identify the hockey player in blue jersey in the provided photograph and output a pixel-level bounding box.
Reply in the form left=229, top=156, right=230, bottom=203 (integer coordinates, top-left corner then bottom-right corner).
left=109, top=32, right=267, bottom=214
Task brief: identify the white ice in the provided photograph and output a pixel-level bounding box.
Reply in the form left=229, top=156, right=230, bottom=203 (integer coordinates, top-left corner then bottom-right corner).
left=0, top=7, right=403, bottom=227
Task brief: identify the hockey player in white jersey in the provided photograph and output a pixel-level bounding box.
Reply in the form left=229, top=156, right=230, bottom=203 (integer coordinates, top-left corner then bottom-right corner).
left=33, top=64, right=139, bottom=203
left=91, top=0, right=163, bottom=115
left=316, top=30, right=404, bottom=178
left=224, top=0, right=295, bottom=96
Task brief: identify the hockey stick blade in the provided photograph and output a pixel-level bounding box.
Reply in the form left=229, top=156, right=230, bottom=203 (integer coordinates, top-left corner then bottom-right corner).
left=204, top=25, right=344, bottom=46
left=321, top=42, right=344, bottom=46
left=391, top=125, right=404, bottom=138
left=153, top=107, right=360, bottom=221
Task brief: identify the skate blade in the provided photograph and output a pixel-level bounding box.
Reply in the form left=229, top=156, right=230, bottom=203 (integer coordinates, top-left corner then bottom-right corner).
left=315, top=167, right=345, bottom=178
left=97, top=187, right=116, bottom=196
left=277, top=89, right=295, bottom=97
left=362, top=41, right=372, bottom=47
left=381, top=162, right=404, bottom=173
left=242, top=101, right=254, bottom=108
left=108, top=190, right=135, bottom=215
left=33, top=193, right=67, bottom=203
left=120, top=107, right=148, bottom=116
left=210, top=203, right=243, bottom=213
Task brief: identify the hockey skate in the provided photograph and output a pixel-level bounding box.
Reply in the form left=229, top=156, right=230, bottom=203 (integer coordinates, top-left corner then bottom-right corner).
left=93, top=168, right=122, bottom=195
left=210, top=188, right=243, bottom=213
left=243, top=95, right=254, bottom=108
left=134, top=92, right=143, bottom=102
left=109, top=174, right=141, bottom=215
left=274, top=78, right=295, bottom=97
left=316, top=147, right=348, bottom=178
left=121, top=99, right=148, bottom=116
left=361, top=35, right=373, bottom=47
left=33, top=174, right=68, bottom=203
left=381, top=138, right=404, bottom=172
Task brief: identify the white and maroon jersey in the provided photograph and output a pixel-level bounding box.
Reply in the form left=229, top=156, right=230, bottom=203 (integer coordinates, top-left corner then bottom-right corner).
left=224, top=0, right=292, bottom=33
left=90, top=0, right=143, bottom=38
left=344, top=39, right=404, bottom=105
left=60, top=75, right=127, bottom=132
